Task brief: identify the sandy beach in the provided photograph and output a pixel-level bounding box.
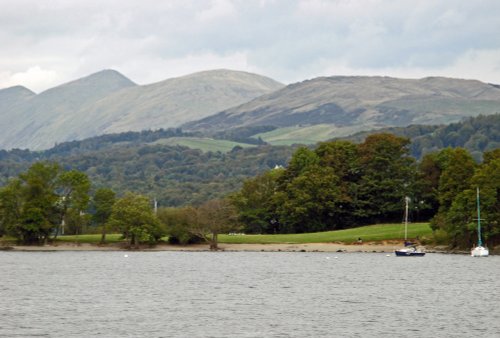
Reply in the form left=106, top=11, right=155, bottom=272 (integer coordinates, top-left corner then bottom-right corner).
left=1, top=241, right=439, bottom=253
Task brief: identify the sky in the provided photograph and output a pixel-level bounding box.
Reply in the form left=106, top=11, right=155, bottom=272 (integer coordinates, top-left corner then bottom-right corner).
left=1, top=0, right=500, bottom=93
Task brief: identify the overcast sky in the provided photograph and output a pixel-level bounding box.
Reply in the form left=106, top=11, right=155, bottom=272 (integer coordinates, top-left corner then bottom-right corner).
left=1, top=0, right=500, bottom=92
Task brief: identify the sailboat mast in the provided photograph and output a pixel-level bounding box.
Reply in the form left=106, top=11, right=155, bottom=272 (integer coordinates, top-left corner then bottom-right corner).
left=477, top=187, right=482, bottom=247
left=404, top=196, right=409, bottom=240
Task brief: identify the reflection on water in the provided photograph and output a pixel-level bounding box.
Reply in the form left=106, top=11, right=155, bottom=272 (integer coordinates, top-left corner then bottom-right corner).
left=0, top=251, right=499, bottom=337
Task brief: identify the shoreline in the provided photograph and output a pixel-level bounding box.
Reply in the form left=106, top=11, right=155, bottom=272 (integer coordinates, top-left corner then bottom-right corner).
left=0, top=241, right=461, bottom=254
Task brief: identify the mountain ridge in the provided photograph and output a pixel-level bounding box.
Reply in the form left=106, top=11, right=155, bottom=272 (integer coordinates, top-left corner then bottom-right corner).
left=3, top=70, right=500, bottom=151
left=184, top=75, right=500, bottom=134
left=0, top=69, right=138, bottom=150
left=0, top=69, right=284, bottom=150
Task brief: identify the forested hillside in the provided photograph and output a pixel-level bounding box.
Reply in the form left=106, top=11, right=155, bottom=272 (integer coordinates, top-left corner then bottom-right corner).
left=0, top=141, right=294, bottom=207
left=0, top=115, right=498, bottom=208
left=342, top=114, right=500, bottom=160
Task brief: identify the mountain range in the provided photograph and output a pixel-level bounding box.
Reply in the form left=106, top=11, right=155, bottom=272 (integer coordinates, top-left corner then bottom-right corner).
left=0, top=69, right=283, bottom=150
left=184, top=76, right=500, bottom=143
left=2, top=69, right=500, bottom=150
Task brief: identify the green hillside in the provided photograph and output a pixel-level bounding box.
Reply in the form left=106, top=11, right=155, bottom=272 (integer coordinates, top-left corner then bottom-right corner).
left=151, top=137, right=255, bottom=152
left=185, top=76, right=500, bottom=140
left=5, top=223, right=430, bottom=245
left=254, top=124, right=377, bottom=145
left=219, top=223, right=432, bottom=244
left=341, top=114, right=500, bottom=160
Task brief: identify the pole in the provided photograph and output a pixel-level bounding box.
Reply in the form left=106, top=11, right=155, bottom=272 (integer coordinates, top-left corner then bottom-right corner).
left=404, top=196, right=409, bottom=240
left=477, top=187, right=482, bottom=247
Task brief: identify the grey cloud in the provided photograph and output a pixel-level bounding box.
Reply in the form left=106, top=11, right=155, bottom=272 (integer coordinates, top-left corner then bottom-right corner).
left=1, top=0, right=500, bottom=91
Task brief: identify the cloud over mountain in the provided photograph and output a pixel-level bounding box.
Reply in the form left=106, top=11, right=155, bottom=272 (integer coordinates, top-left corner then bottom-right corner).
left=1, top=1, right=500, bottom=92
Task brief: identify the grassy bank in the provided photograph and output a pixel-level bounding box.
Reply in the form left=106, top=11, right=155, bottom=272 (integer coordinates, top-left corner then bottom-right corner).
left=54, top=234, right=125, bottom=244
left=2, top=223, right=432, bottom=246
left=219, top=223, right=432, bottom=244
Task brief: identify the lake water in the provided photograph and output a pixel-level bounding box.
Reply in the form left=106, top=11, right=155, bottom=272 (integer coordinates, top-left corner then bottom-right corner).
left=0, top=251, right=499, bottom=338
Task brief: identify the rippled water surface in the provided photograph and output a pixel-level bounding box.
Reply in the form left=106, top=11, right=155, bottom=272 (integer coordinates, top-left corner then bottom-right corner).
left=0, top=251, right=499, bottom=337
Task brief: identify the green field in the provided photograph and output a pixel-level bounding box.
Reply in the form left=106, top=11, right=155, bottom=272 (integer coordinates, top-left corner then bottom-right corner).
left=2, top=223, right=432, bottom=246
left=219, top=223, right=432, bottom=244
left=150, top=137, right=255, bottom=152
left=254, top=124, right=378, bottom=146
left=54, top=234, right=125, bottom=244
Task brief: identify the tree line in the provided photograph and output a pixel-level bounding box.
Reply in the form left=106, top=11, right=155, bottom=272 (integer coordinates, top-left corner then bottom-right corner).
left=231, top=134, right=500, bottom=249
left=0, top=162, right=239, bottom=249
left=345, top=113, right=500, bottom=161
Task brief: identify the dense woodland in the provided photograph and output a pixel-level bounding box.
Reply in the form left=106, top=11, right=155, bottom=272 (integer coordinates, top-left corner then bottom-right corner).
left=345, top=114, right=500, bottom=160
left=0, top=114, right=499, bottom=208
left=0, top=141, right=295, bottom=207
left=232, top=134, right=500, bottom=249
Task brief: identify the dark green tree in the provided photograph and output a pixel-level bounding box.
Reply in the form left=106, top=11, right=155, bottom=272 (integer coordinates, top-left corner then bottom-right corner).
left=16, top=163, right=60, bottom=244
left=157, top=207, right=202, bottom=245
left=315, top=140, right=360, bottom=182
left=280, top=146, right=320, bottom=184
left=230, top=168, right=283, bottom=234
left=436, top=148, right=476, bottom=212
left=55, top=170, right=91, bottom=238
left=0, top=162, right=93, bottom=244
left=315, top=140, right=361, bottom=224
left=413, top=152, right=442, bottom=220
left=472, top=155, right=500, bottom=246
left=0, top=179, right=23, bottom=238
left=275, top=165, right=343, bottom=233
left=356, top=133, right=416, bottom=222
left=92, top=188, right=116, bottom=243
left=107, top=192, right=163, bottom=248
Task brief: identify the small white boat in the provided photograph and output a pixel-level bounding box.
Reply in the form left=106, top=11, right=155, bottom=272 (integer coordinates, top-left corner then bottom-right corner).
left=471, top=245, right=489, bottom=257
left=395, top=245, right=426, bottom=257
left=471, top=187, right=488, bottom=257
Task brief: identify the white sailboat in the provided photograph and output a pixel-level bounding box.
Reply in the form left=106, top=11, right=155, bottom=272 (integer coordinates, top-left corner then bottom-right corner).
left=395, top=197, right=425, bottom=257
left=471, top=187, right=489, bottom=257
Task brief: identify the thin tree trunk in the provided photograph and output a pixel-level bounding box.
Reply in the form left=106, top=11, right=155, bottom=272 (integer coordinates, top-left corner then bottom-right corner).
left=210, top=232, right=218, bottom=251
left=100, top=224, right=106, bottom=244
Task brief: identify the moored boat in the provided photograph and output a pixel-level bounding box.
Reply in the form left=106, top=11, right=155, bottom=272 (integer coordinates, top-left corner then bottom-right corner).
left=395, top=197, right=425, bottom=257
left=471, top=187, right=489, bottom=257
left=395, top=246, right=426, bottom=256
left=471, top=245, right=489, bottom=257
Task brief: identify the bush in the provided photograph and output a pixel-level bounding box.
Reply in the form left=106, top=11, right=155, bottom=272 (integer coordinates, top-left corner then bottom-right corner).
left=157, top=207, right=202, bottom=245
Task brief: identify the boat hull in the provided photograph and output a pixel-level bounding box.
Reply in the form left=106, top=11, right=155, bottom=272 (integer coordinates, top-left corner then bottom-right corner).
left=471, top=246, right=489, bottom=257
left=394, top=249, right=426, bottom=257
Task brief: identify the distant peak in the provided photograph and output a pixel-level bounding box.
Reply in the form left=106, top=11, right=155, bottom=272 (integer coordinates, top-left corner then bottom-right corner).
left=0, top=85, right=35, bottom=95
left=38, top=69, right=137, bottom=95
left=85, top=69, right=137, bottom=85
left=0, top=85, right=36, bottom=100
left=181, top=68, right=277, bottom=80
